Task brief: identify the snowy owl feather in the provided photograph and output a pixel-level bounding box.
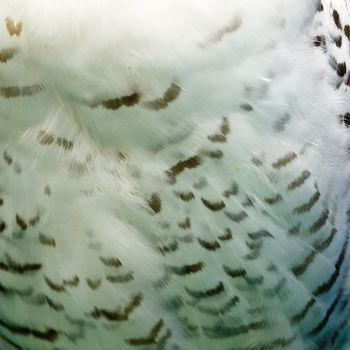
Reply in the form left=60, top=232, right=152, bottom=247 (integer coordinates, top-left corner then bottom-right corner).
left=0, top=0, right=350, bottom=349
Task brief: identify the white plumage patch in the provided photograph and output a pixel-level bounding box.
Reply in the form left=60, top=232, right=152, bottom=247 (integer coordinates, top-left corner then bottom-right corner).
left=0, top=1, right=350, bottom=349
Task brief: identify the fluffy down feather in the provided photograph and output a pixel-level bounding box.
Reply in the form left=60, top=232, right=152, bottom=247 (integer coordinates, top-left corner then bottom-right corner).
left=0, top=0, right=350, bottom=349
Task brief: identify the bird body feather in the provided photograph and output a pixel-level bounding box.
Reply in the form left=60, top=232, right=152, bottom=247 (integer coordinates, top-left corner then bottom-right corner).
left=0, top=1, right=350, bottom=349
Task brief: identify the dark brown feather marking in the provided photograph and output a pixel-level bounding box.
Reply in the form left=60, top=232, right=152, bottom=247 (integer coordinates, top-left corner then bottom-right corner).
left=242, top=196, right=254, bottom=208
left=337, top=62, right=347, bottom=77
left=37, top=130, right=54, bottom=145
left=39, top=233, right=56, bottom=247
left=3, top=151, right=13, bottom=165
left=178, top=191, right=195, bottom=202
left=106, top=272, right=134, bottom=284
left=23, top=294, right=64, bottom=312
left=144, top=83, right=181, bottom=111
left=69, top=161, right=88, bottom=177
left=44, top=277, right=66, bottom=293
left=148, top=193, right=162, bottom=213
left=201, top=198, right=225, bottom=211
left=154, top=273, right=172, bottom=290
left=224, top=210, right=248, bottom=223
left=87, top=278, right=102, bottom=290
left=273, top=113, right=291, bottom=132
left=95, top=92, right=140, bottom=111
left=288, top=224, right=300, bottom=235
left=168, top=262, right=203, bottom=276
left=208, top=132, right=226, bottom=144
left=308, top=290, right=342, bottom=336
left=0, top=47, right=18, bottom=63
left=267, top=264, right=278, bottom=272
left=272, top=152, right=297, bottom=169
left=251, top=157, right=263, bottom=166
left=292, top=228, right=337, bottom=277
left=99, top=256, right=122, bottom=268
left=163, top=84, right=181, bottom=103
left=245, top=275, right=264, bottom=286
left=0, top=84, right=43, bottom=98
left=177, top=217, right=191, bottom=230
left=246, top=239, right=263, bottom=251
left=196, top=296, right=240, bottom=316
left=223, top=265, right=247, bottom=278
left=293, top=190, right=320, bottom=214
left=346, top=73, right=350, bottom=87
left=5, top=18, right=22, bottom=37
left=166, top=155, right=202, bottom=182
left=44, top=185, right=51, bottom=196
left=208, top=117, right=230, bottom=142
left=185, top=281, right=224, bottom=299
left=201, top=149, right=224, bottom=159
left=314, top=35, right=326, bottom=47
left=228, top=335, right=296, bottom=350
left=218, top=228, right=233, bottom=241
left=0, top=254, right=41, bottom=275
left=314, top=227, right=338, bottom=251
left=333, top=10, right=342, bottom=29
left=156, top=328, right=172, bottom=350
left=0, top=317, right=59, bottom=342
left=221, top=116, right=230, bottom=135
left=244, top=248, right=262, bottom=261
left=290, top=298, right=316, bottom=325
left=120, top=93, right=141, bottom=107
left=223, top=183, right=239, bottom=198
left=125, top=319, right=164, bottom=346
left=159, top=241, right=178, bottom=255
left=202, top=320, right=267, bottom=339
left=15, top=214, right=27, bottom=230
left=240, top=103, right=253, bottom=111
left=63, top=276, right=79, bottom=287
left=248, top=230, right=273, bottom=240
left=313, top=232, right=349, bottom=296
left=197, top=238, right=221, bottom=251
left=207, top=17, right=241, bottom=44
left=56, top=137, right=74, bottom=151
left=344, top=25, right=350, bottom=41
left=0, top=282, right=32, bottom=297
left=340, top=113, right=350, bottom=127
left=29, top=214, right=40, bottom=227
left=264, top=194, right=282, bottom=205
left=334, top=35, right=342, bottom=48
left=44, top=275, right=78, bottom=293
left=308, top=209, right=329, bottom=234
left=89, top=293, right=143, bottom=321
left=287, top=170, right=311, bottom=191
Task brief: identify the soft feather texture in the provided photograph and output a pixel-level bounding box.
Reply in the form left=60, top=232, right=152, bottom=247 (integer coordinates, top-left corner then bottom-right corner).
left=0, top=1, right=350, bottom=349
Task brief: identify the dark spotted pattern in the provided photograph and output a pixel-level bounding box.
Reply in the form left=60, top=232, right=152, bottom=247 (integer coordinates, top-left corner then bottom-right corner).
left=89, top=293, right=143, bottom=321
left=90, top=92, right=141, bottom=111
left=0, top=3, right=349, bottom=350
left=0, top=84, right=44, bottom=98
left=125, top=319, right=164, bottom=346
left=0, top=47, right=18, bottom=63
left=143, top=84, right=181, bottom=111
left=5, top=17, right=22, bottom=37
